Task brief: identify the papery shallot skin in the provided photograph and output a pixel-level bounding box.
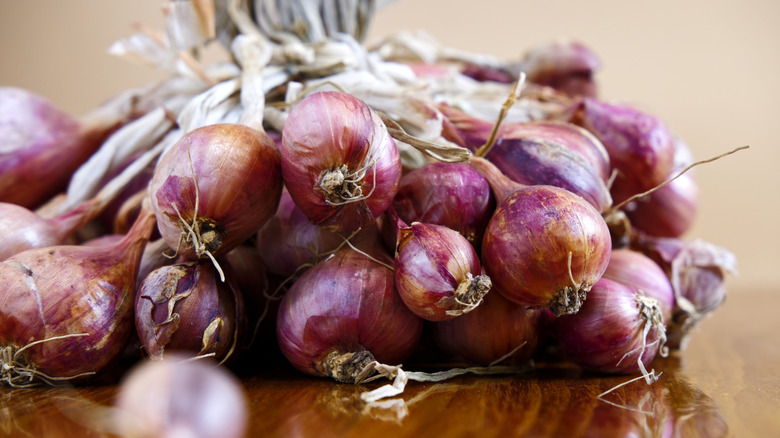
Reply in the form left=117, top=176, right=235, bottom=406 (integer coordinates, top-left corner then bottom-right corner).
left=634, top=236, right=736, bottom=316
left=280, top=91, right=402, bottom=235
left=632, top=235, right=736, bottom=349
left=439, top=104, right=611, bottom=182
left=481, top=185, right=612, bottom=315
left=0, top=208, right=156, bottom=382
left=150, top=123, right=282, bottom=260
left=555, top=278, right=663, bottom=375
left=437, top=105, right=611, bottom=212
left=276, top=246, right=422, bottom=381
left=392, top=162, right=494, bottom=248
left=135, top=261, right=245, bottom=362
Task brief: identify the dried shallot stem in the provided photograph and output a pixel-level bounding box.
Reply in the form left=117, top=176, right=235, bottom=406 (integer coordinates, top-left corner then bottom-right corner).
left=357, top=361, right=534, bottom=403
left=607, top=145, right=749, bottom=215
left=475, top=73, right=526, bottom=158
left=380, top=114, right=472, bottom=163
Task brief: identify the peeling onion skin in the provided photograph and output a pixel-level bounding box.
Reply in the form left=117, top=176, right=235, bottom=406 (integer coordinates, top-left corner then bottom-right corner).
left=114, top=355, right=249, bottom=438
left=150, top=123, right=283, bottom=260
left=0, top=205, right=156, bottom=383
left=438, top=106, right=612, bottom=212
left=394, top=222, right=491, bottom=321
left=481, top=185, right=612, bottom=315
left=392, top=162, right=494, bottom=249
left=555, top=278, right=664, bottom=375
left=135, top=261, right=246, bottom=363
left=438, top=103, right=611, bottom=184
left=280, top=91, right=402, bottom=235
left=631, top=236, right=736, bottom=350
left=276, top=245, right=423, bottom=382
left=0, top=87, right=113, bottom=209
left=430, top=290, right=545, bottom=366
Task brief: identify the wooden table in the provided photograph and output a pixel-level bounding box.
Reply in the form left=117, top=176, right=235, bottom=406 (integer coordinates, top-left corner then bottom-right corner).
left=3, top=289, right=778, bottom=437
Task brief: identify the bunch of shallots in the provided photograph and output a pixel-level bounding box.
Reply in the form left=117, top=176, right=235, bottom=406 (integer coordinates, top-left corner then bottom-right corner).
left=1, top=0, right=741, bottom=410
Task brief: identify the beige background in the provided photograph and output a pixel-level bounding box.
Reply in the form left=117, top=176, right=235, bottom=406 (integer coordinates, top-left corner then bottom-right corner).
left=1, top=0, right=777, bottom=293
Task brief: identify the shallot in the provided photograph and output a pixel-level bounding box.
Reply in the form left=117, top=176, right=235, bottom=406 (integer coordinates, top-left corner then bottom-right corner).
left=280, top=91, right=402, bottom=235
left=392, top=161, right=494, bottom=248
left=114, top=355, right=249, bottom=438
left=566, top=98, right=677, bottom=205
left=470, top=156, right=612, bottom=315
left=624, top=170, right=699, bottom=238
left=430, top=290, right=545, bottom=366
left=276, top=239, right=422, bottom=383
left=603, top=248, right=675, bottom=323
left=394, top=221, right=491, bottom=321
left=0, top=202, right=156, bottom=386
left=555, top=277, right=667, bottom=379
left=0, top=87, right=121, bottom=208
left=513, top=40, right=601, bottom=98
left=150, top=123, right=283, bottom=267
left=135, top=260, right=246, bottom=363
left=255, top=189, right=342, bottom=278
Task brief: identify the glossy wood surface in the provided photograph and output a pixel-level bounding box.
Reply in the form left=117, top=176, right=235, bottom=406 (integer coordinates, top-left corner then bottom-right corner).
left=2, top=289, right=778, bottom=438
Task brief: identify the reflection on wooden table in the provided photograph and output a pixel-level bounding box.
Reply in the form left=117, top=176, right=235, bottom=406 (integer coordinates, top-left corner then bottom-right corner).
left=2, top=290, right=778, bottom=437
